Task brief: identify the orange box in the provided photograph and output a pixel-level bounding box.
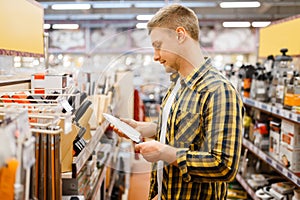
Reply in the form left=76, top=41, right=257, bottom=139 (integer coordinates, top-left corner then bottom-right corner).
left=284, top=93, right=300, bottom=106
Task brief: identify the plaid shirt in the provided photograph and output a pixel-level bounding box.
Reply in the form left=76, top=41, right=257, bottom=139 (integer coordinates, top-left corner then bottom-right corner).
left=149, top=58, right=244, bottom=200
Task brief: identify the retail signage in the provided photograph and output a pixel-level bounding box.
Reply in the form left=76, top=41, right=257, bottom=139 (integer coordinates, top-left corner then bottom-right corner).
left=259, top=15, right=300, bottom=57
left=0, top=0, right=44, bottom=57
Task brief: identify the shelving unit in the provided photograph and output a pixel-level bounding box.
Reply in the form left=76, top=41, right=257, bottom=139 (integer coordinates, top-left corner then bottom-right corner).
left=72, top=120, right=109, bottom=178
left=89, top=154, right=112, bottom=200
left=243, top=97, right=300, bottom=123
left=238, top=97, right=300, bottom=199
left=235, top=173, right=261, bottom=200
left=242, top=138, right=300, bottom=187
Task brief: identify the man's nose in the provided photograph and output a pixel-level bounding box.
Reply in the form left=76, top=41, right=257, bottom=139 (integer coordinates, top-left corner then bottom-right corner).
left=153, top=50, right=160, bottom=61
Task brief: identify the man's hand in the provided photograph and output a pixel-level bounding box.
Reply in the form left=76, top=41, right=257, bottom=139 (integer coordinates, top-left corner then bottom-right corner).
left=135, top=141, right=178, bottom=166
left=111, top=118, right=157, bottom=139
left=111, top=118, right=137, bottom=139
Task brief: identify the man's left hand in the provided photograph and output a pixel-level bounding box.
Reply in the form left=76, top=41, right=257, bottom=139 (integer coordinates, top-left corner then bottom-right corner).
left=135, top=141, right=178, bottom=166
left=135, top=140, right=164, bottom=162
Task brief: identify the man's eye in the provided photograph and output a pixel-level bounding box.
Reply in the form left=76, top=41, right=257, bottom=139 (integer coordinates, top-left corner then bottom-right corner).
left=154, top=45, right=161, bottom=50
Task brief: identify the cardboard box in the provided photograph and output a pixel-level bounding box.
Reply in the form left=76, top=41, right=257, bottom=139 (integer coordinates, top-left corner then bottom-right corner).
left=279, top=143, right=300, bottom=174
left=31, top=73, right=67, bottom=94
left=281, top=119, right=300, bottom=148
left=60, top=123, right=79, bottom=173
left=78, top=106, right=93, bottom=140
left=98, top=95, right=110, bottom=124
left=88, top=94, right=109, bottom=125
left=62, top=178, right=79, bottom=195
left=269, top=130, right=280, bottom=159
left=269, top=120, right=281, bottom=159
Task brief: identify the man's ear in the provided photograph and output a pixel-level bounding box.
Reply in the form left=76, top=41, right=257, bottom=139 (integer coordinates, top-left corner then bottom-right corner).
left=176, top=27, right=186, bottom=43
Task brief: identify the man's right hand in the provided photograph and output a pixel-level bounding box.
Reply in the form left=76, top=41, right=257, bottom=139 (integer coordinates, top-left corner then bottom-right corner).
left=111, top=118, right=138, bottom=139
left=111, top=118, right=157, bottom=139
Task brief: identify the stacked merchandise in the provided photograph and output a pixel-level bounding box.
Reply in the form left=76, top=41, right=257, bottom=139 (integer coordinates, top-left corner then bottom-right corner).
left=236, top=48, right=300, bottom=199
left=1, top=74, right=71, bottom=199
left=237, top=63, right=256, bottom=98
left=242, top=110, right=300, bottom=199
left=250, top=62, right=273, bottom=102
left=0, top=109, right=34, bottom=199
left=0, top=72, right=113, bottom=199
left=239, top=48, right=300, bottom=175
left=279, top=119, right=300, bottom=175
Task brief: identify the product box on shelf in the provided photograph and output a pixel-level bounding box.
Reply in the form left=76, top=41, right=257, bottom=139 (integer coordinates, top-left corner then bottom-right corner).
left=62, top=195, right=84, bottom=200
left=284, top=93, right=300, bottom=107
left=279, top=143, right=300, bottom=174
left=88, top=94, right=111, bottom=128
left=269, top=120, right=281, bottom=160
left=270, top=130, right=281, bottom=160
left=280, top=119, right=300, bottom=149
left=253, top=122, right=269, bottom=150
left=62, top=166, right=89, bottom=196
left=60, top=122, right=80, bottom=173
left=31, top=73, right=68, bottom=94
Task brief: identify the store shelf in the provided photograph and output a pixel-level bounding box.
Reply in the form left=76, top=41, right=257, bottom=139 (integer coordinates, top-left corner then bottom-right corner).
left=243, top=97, right=300, bottom=124
left=72, top=120, right=109, bottom=178
left=90, top=158, right=110, bottom=200
left=243, top=138, right=300, bottom=187
left=235, top=173, right=260, bottom=200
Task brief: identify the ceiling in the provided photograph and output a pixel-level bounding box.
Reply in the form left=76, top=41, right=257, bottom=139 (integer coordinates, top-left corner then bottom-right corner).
left=37, top=0, right=300, bottom=28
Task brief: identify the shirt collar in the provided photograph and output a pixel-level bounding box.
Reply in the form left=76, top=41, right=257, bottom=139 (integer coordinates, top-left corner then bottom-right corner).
left=182, top=58, right=212, bottom=89
left=169, top=72, right=180, bottom=83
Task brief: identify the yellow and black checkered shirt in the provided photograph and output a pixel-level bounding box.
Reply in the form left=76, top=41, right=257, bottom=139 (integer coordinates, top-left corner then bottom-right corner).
left=149, top=58, right=244, bottom=200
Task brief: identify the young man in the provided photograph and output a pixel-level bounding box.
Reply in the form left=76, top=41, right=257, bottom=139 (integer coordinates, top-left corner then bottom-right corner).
left=115, top=4, right=244, bottom=200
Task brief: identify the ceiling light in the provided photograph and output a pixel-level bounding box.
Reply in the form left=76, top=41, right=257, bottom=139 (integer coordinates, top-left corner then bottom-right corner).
left=136, top=23, right=148, bottom=29
left=134, top=2, right=166, bottom=8
left=102, top=14, right=135, bottom=20
left=52, top=24, right=79, bottom=30
left=252, top=21, right=271, bottom=27
left=69, top=14, right=102, bottom=20
left=220, top=1, right=261, bottom=8
left=44, top=24, right=51, bottom=29
left=44, top=14, right=68, bottom=20
left=51, top=3, right=91, bottom=10
left=182, top=2, right=217, bottom=7
left=93, top=2, right=132, bottom=8
left=222, top=21, right=251, bottom=28
left=136, top=15, right=154, bottom=21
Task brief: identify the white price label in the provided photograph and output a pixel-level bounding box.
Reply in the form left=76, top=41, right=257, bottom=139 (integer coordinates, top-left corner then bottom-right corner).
left=22, top=137, right=36, bottom=169
left=60, top=99, right=73, bottom=113
left=64, top=114, right=72, bottom=134
left=74, top=93, right=80, bottom=110
left=257, top=88, right=265, bottom=94
left=283, top=110, right=290, bottom=119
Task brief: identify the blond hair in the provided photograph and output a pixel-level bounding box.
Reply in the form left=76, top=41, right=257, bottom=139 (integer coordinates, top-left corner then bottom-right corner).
left=147, top=4, right=200, bottom=41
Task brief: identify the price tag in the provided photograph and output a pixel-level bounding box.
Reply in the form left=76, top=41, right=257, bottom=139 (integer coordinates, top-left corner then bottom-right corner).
left=257, top=88, right=265, bottom=94
left=266, top=157, right=272, bottom=165
left=264, top=104, right=271, bottom=112
left=283, top=110, right=290, bottom=119
left=257, top=101, right=262, bottom=109
left=279, top=109, right=284, bottom=117
left=74, top=93, right=81, bottom=110
left=254, top=146, right=260, bottom=155
left=276, top=163, right=283, bottom=172
left=245, top=98, right=255, bottom=106
left=272, top=107, right=280, bottom=115
left=297, top=115, right=300, bottom=123
left=22, top=137, right=36, bottom=169
left=59, top=99, right=73, bottom=113
left=64, top=114, right=72, bottom=134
